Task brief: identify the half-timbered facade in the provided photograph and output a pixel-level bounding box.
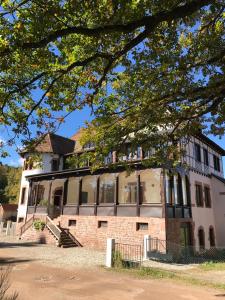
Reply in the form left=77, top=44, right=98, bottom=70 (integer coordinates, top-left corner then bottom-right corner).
left=17, top=131, right=225, bottom=250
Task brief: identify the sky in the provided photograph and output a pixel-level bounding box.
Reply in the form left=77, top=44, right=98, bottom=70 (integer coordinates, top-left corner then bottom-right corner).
left=0, top=106, right=225, bottom=176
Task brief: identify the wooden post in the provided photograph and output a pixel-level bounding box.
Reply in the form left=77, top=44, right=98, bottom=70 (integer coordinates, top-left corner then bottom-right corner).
left=136, top=173, right=141, bottom=217
left=94, top=177, right=100, bottom=216
left=114, top=176, right=119, bottom=216
left=47, top=181, right=52, bottom=216
left=62, top=179, right=68, bottom=215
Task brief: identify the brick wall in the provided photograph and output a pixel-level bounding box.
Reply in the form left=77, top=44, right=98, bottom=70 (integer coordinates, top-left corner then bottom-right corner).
left=57, top=215, right=166, bottom=250
left=21, top=226, right=57, bottom=245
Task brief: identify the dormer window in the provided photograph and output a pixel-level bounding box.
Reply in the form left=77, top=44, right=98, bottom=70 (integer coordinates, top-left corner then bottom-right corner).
left=51, top=159, right=59, bottom=171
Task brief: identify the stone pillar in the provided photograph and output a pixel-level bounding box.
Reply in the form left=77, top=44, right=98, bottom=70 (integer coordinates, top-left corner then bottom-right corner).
left=105, top=238, right=115, bottom=268
left=182, top=176, right=187, bottom=206
left=0, top=222, right=4, bottom=234
left=143, top=235, right=150, bottom=260
left=165, top=171, right=170, bottom=204
left=173, top=174, right=178, bottom=205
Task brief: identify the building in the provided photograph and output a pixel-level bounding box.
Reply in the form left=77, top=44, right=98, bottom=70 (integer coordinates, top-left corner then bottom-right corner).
left=17, top=130, right=225, bottom=251
left=0, top=203, right=18, bottom=222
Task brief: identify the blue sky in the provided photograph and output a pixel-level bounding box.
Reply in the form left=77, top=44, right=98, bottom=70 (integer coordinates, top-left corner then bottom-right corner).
left=0, top=106, right=224, bottom=176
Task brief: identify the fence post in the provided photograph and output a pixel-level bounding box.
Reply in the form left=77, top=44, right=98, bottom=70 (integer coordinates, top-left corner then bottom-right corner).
left=6, top=221, right=11, bottom=236
left=105, top=238, right=115, bottom=268
left=0, top=222, right=3, bottom=234
left=143, top=235, right=150, bottom=260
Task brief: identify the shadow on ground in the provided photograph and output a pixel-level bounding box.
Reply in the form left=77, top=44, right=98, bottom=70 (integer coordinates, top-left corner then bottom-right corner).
left=0, top=241, right=41, bottom=248
left=0, top=257, right=34, bottom=265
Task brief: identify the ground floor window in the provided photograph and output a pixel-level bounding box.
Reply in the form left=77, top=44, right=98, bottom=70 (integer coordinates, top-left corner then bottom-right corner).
left=118, top=171, right=137, bottom=204
left=209, top=226, right=216, bottom=247
left=99, top=174, right=116, bottom=204
left=198, top=227, right=205, bottom=250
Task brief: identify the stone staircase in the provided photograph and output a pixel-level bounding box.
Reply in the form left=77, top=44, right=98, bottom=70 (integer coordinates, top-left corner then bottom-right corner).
left=20, top=215, right=80, bottom=248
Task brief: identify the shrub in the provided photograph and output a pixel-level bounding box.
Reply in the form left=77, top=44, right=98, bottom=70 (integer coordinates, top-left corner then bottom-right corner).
left=33, top=220, right=45, bottom=231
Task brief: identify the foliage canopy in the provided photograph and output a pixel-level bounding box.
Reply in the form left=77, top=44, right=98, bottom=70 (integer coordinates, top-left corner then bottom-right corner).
left=0, top=0, right=224, bottom=160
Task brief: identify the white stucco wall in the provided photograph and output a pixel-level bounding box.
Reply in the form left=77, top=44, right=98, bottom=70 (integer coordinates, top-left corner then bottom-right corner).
left=211, top=176, right=225, bottom=247
left=17, top=152, right=63, bottom=220
left=189, top=171, right=216, bottom=250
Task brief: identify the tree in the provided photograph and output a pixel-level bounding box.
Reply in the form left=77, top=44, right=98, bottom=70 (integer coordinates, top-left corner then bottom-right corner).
left=0, top=165, right=21, bottom=203
left=0, top=0, right=224, bottom=160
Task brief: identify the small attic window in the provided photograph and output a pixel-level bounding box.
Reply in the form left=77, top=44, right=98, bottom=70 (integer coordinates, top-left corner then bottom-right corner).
left=51, top=159, right=59, bottom=171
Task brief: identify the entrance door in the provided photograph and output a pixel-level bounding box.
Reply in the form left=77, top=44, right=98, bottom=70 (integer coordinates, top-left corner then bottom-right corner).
left=52, top=188, right=63, bottom=218
left=180, top=223, right=192, bottom=247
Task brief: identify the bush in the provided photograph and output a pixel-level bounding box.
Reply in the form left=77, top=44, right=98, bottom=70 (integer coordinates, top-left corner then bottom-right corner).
left=33, top=220, right=45, bottom=231
left=0, top=267, right=18, bottom=300
left=112, top=250, right=123, bottom=268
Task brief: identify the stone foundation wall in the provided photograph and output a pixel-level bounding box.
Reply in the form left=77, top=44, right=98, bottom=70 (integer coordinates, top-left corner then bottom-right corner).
left=20, top=226, right=57, bottom=245
left=57, top=215, right=166, bottom=250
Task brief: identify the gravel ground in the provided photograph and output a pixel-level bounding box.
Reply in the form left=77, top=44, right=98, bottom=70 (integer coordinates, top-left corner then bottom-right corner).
left=0, top=235, right=195, bottom=271
left=0, top=235, right=105, bottom=269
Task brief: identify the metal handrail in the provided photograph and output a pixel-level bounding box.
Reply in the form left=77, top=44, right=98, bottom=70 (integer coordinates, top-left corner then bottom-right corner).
left=46, top=216, right=62, bottom=243
left=20, top=215, right=34, bottom=237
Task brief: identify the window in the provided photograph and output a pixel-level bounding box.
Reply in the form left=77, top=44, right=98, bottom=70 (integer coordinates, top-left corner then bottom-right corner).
left=68, top=219, right=76, bottom=226
left=198, top=228, right=205, bottom=250
left=83, top=141, right=95, bottom=150
left=98, top=221, right=108, bottom=228
left=66, top=177, right=79, bottom=205
left=209, top=226, right=216, bottom=247
left=99, top=174, right=115, bottom=204
left=195, top=184, right=203, bottom=207
left=213, top=155, right=220, bottom=172
left=203, top=148, right=209, bottom=166
left=140, top=169, right=161, bottom=203
left=18, top=217, right=24, bottom=223
left=81, top=176, right=97, bottom=204
left=137, top=222, right=148, bottom=231
left=118, top=172, right=137, bottom=204
left=177, top=174, right=183, bottom=206
left=36, top=185, right=45, bottom=206
left=51, top=159, right=59, bottom=171
left=194, top=143, right=201, bottom=162
left=20, top=187, right=26, bottom=204
left=204, top=186, right=211, bottom=208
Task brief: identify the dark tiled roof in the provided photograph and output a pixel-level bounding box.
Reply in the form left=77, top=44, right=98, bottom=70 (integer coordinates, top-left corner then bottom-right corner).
left=0, top=204, right=18, bottom=211
left=22, top=133, right=75, bottom=155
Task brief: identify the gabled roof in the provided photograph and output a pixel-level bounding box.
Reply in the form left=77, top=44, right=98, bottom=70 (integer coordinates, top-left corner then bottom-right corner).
left=21, top=133, right=75, bottom=156
left=196, top=133, right=225, bottom=156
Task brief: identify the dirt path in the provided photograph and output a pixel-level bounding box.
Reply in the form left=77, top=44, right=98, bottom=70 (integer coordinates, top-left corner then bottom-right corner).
left=0, top=238, right=223, bottom=300
left=5, top=262, right=223, bottom=300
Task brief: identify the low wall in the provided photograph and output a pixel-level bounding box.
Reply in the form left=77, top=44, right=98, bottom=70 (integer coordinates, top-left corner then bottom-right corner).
left=57, top=215, right=166, bottom=250
left=21, top=226, right=57, bottom=245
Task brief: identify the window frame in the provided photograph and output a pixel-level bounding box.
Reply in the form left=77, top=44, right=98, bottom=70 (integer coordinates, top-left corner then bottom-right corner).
left=203, top=148, right=209, bottom=166
left=194, top=143, right=201, bottom=162
left=204, top=185, right=211, bottom=208
left=195, top=183, right=203, bottom=207
left=20, top=187, right=26, bottom=205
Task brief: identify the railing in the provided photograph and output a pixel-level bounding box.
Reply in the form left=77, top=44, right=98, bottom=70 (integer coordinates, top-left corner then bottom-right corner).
left=46, top=216, right=62, bottom=244
left=62, top=228, right=82, bottom=247
left=113, top=242, right=142, bottom=268
left=20, top=215, right=34, bottom=237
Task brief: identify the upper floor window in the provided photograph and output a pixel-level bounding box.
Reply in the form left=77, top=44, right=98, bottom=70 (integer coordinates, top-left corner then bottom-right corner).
left=203, top=148, right=209, bottom=166
left=20, top=187, right=26, bottom=204
left=195, top=184, right=203, bottom=207
left=194, top=143, right=201, bottom=162
left=204, top=186, right=211, bottom=208
left=51, top=159, right=59, bottom=171
left=213, top=155, right=220, bottom=172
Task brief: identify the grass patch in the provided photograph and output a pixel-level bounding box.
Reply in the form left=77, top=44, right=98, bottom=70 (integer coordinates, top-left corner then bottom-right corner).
left=106, top=266, right=225, bottom=291
left=198, top=261, right=225, bottom=271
